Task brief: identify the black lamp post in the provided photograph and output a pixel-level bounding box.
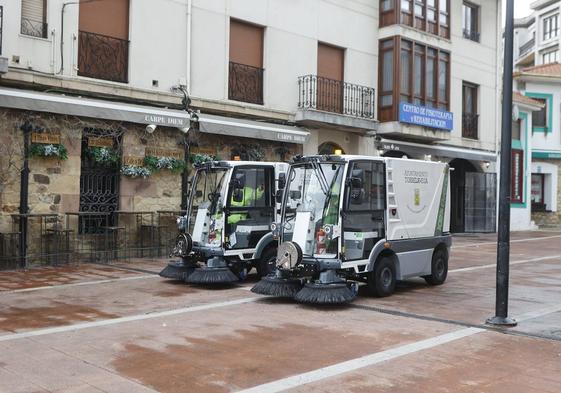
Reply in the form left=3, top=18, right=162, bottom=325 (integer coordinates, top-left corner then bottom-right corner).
left=486, top=0, right=517, bottom=327
left=18, top=121, right=32, bottom=268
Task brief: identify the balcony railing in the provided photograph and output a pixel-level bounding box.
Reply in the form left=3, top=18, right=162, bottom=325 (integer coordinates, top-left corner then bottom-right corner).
left=78, top=30, right=129, bottom=83
left=298, top=75, right=376, bottom=119
left=462, top=28, right=480, bottom=42
left=21, top=17, right=48, bottom=39
left=228, top=62, right=264, bottom=105
left=519, top=38, right=535, bottom=57
left=462, top=113, right=479, bottom=139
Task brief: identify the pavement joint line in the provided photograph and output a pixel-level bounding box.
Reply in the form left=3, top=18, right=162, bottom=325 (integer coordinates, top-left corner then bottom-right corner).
left=88, top=262, right=161, bottom=275
left=1, top=275, right=160, bottom=294
left=238, top=302, right=561, bottom=393
left=452, top=234, right=561, bottom=249
left=449, top=254, right=561, bottom=273
left=237, top=327, right=485, bottom=393
left=0, top=297, right=259, bottom=343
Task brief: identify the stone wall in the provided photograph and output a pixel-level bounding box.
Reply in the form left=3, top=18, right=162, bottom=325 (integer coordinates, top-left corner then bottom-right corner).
left=0, top=109, right=302, bottom=234
left=531, top=159, right=561, bottom=227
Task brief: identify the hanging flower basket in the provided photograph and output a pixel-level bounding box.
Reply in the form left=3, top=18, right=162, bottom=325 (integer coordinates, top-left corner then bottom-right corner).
left=86, top=146, right=120, bottom=166
left=29, top=143, right=68, bottom=160
left=120, top=164, right=152, bottom=178
left=189, top=153, right=218, bottom=165
left=144, top=155, right=187, bottom=174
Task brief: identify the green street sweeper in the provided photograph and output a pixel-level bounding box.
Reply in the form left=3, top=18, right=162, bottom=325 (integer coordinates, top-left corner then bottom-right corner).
left=251, top=154, right=451, bottom=304
left=160, top=160, right=288, bottom=284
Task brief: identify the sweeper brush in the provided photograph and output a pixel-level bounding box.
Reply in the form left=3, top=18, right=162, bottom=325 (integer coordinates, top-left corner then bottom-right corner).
left=159, top=260, right=195, bottom=280
left=185, top=267, right=239, bottom=284
left=251, top=276, right=303, bottom=298
left=294, top=282, right=357, bottom=305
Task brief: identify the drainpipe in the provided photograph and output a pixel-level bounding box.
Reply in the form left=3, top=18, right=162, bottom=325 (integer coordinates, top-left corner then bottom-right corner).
left=186, top=0, right=192, bottom=93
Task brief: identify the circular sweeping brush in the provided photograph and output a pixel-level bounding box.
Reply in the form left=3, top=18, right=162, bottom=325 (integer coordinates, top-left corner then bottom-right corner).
left=251, top=276, right=303, bottom=298
left=185, top=267, right=239, bottom=284
left=159, top=260, right=193, bottom=281
left=294, top=282, right=356, bottom=305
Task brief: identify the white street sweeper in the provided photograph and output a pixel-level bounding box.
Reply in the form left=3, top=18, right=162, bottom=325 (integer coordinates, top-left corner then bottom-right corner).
left=160, top=160, right=288, bottom=284
left=251, top=154, right=451, bottom=304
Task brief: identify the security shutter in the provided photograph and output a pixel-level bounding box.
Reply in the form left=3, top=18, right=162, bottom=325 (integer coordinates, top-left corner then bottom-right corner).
left=21, top=0, right=45, bottom=23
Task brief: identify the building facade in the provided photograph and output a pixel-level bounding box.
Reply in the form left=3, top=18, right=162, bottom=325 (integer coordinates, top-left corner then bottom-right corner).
left=514, top=0, right=561, bottom=228
left=0, top=0, right=503, bottom=240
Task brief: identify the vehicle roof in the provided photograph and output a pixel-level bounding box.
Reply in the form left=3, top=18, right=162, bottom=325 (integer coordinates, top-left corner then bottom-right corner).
left=293, top=154, right=447, bottom=166
left=195, top=160, right=285, bottom=168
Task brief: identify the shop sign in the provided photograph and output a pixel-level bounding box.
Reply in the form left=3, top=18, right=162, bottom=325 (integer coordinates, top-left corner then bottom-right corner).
left=276, top=132, right=307, bottom=143
left=31, top=133, right=61, bottom=144
left=123, top=156, right=145, bottom=166
left=145, top=147, right=183, bottom=159
left=511, top=149, right=524, bottom=203
left=399, top=102, right=453, bottom=131
left=88, top=137, right=114, bottom=148
left=191, top=147, right=215, bottom=155
left=143, top=114, right=189, bottom=128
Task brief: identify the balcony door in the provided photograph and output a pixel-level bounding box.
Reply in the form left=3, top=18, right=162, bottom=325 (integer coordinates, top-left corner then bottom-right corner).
left=317, top=43, right=344, bottom=113
left=78, top=0, right=129, bottom=83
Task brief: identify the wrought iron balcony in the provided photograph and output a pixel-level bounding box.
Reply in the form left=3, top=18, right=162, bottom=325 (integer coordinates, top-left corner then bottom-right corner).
left=519, top=38, right=535, bottom=57
left=21, top=17, right=48, bottom=39
left=78, top=31, right=129, bottom=83
left=298, top=75, right=376, bottom=119
left=228, top=62, right=264, bottom=105
left=462, top=113, right=479, bottom=139
left=462, top=28, right=480, bottom=42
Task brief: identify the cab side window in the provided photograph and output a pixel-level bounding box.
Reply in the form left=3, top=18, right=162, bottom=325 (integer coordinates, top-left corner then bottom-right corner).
left=343, top=161, right=385, bottom=260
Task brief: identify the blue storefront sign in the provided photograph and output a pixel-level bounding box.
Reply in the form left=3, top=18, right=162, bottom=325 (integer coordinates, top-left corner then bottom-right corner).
left=399, top=102, right=453, bottom=131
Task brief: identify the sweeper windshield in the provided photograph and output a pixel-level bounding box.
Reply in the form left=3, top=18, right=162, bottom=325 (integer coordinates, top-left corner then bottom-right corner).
left=282, top=161, right=344, bottom=256
left=188, top=167, right=228, bottom=244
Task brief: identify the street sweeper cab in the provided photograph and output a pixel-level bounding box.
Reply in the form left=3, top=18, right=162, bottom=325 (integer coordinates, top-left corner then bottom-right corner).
left=160, top=160, right=288, bottom=284
left=252, top=154, right=451, bottom=304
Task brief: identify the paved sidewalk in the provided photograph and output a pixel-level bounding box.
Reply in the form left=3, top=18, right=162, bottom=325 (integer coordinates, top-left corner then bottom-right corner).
left=0, top=231, right=560, bottom=392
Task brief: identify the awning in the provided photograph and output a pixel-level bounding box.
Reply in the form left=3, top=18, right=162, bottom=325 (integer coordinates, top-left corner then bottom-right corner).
left=196, top=113, right=309, bottom=144
left=0, top=87, right=190, bottom=128
left=379, top=138, right=497, bottom=162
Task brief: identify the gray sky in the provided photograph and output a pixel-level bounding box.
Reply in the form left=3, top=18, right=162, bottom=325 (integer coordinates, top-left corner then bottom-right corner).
left=513, top=0, right=532, bottom=18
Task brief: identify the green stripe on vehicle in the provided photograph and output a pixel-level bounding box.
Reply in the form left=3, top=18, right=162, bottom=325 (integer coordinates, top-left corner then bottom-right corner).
left=435, top=168, right=448, bottom=236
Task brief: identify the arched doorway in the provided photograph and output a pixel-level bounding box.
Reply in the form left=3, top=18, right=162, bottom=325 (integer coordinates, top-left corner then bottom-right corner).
left=449, top=158, right=479, bottom=233
left=318, top=142, right=345, bottom=155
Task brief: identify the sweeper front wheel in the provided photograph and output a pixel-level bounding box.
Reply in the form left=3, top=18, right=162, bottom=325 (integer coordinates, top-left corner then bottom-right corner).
left=423, top=247, right=448, bottom=285
left=366, top=256, right=396, bottom=297
left=256, top=247, right=277, bottom=278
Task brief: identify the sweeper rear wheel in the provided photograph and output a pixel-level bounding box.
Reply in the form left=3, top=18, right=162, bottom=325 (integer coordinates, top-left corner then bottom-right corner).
left=423, top=247, right=448, bottom=285
left=366, top=256, right=396, bottom=297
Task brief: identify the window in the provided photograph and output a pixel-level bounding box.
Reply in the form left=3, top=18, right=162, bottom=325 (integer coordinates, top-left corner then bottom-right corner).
left=511, top=149, right=524, bottom=204
left=317, top=43, right=345, bottom=113
left=378, top=37, right=449, bottom=122
left=542, top=49, right=559, bottom=64
left=380, top=0, right=449, bottom=39
left=462, top=2, right=480, bottom=42
left=532, top=98, right=547, bottom=130
left=543, top=14, right=559, bottom=41
left=462, top=82, right=478, bottom=139
left=512, top=119, right=521, bottom=141
left=21, top=0, right=47, bottom=38
left=343, top=161, right=385, bottom=260
left=228, top=19, right=264, bottom=105
left=531, top=174, right=546, bottom=211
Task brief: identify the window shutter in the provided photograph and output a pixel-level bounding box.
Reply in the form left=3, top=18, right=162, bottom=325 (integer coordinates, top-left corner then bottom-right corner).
left=21, top=0, right=45, bottom=22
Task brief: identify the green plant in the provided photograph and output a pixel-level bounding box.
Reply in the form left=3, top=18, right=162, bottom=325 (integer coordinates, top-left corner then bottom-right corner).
left=189, top=153, right=218, bottom=165
left=120, top=165, right=151, bottom=178
left=87, top=146, right=120, bottom=166
left=144, top=155, right=187, bottom=174
left=29, top=143, right=68, bottom=160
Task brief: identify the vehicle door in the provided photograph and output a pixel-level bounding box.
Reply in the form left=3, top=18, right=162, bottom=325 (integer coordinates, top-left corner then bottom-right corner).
left=342, top=160, right=386, bottom=261
left=225, top=166, right=275, bottom=250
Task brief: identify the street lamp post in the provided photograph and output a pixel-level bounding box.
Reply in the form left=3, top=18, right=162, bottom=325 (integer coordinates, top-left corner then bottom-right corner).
left=487, top=0, right=517, bottom=327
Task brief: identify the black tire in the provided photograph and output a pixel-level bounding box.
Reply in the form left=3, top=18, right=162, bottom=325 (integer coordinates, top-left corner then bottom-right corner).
left=424, top=247, right=448, bottom=285
left=256, top=247, right=277, bottom=278
left=367, top=256, right=396, bottom=297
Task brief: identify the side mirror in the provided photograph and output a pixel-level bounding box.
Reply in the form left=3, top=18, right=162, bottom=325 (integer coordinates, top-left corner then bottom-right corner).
left=275, top=189, right=284, bottom=204
left=348, top=177, right=363, bottom=189
left=278, top=173, right=286, bottom=190
left=289, top=190, right=301, bottom=200
left=232, top=188, right=244, bottom=203
left=195, top=190, right=203, bottom=198
left=347, top=176, right=364, bottom=205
